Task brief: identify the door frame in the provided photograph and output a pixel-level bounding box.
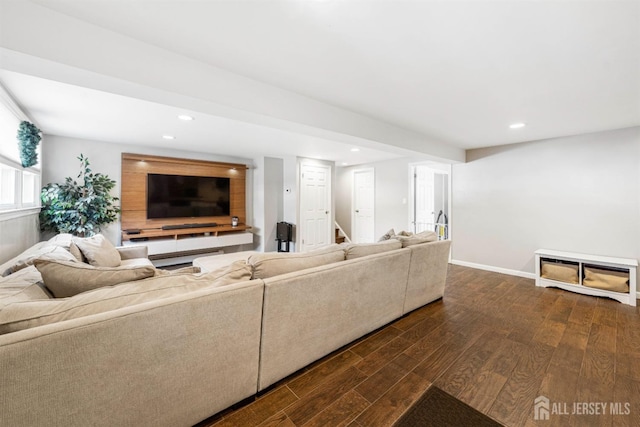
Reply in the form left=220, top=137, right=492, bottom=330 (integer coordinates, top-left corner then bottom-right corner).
left=297, top=159, right=334, bottom=252
left=352, top=168, right=375, bottom=243
left=408, top=162, right=452, bottom=237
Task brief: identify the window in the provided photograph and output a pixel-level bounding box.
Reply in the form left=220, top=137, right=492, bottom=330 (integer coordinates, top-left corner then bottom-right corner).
left=0, top=163, right=16, bottom=207
left=0, top=160, right=39, bottom=210
left=0, top=83, right=41, bottom=214
left=22, top=171, right=39, bottom=206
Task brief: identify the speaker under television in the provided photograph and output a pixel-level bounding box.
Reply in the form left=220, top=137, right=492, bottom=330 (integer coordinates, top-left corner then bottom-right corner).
left=276, top=222, right=293, bottom=252
left=276, top=222, right=292, bottom=241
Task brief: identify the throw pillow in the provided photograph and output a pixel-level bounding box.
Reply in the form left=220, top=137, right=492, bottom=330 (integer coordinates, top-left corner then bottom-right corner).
left=34, top=259, right=155, bottom=298
left=204, top=260, right=253, bottom=286
left=73, top=234, right=121, bottom=267
left=68, top=242, right=85, bottom=262
left=393, top=230, right=438, bottom=247
left=377, top=228, right=396, bottom=242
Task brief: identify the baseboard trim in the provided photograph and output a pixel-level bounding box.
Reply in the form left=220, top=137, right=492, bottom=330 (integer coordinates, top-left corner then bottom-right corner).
left=450, top=259, right=536, bottom=280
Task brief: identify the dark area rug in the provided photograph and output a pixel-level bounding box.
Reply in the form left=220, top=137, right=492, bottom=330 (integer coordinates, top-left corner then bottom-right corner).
left=393, top=386, right=504, bottom=427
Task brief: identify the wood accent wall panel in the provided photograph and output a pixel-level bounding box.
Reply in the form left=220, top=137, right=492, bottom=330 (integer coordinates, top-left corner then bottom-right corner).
left=120, top=153, right=247, bottom=232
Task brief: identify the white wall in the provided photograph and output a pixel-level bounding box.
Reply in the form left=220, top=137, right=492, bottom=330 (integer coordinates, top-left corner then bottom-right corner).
left=42, top=135, right=254, bottom=246
left=451, top=127, right=640, bottom=276
left=336, top=157, right=418, bottom=241
left=0, top=212, right=40, bottom=263
left=252, top=157, right=284, bottom=252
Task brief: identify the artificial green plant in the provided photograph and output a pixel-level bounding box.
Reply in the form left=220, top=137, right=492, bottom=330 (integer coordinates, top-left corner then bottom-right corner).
left=17, top=121, right=41, bottom=168
left=40, top=154, right=120, bottom=237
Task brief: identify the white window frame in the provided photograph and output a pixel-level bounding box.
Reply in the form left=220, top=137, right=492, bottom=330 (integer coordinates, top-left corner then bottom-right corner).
left=0, top=154, right=41, bottom=219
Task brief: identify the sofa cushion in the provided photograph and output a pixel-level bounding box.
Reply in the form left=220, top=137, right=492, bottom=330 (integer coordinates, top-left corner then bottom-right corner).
left=0, top=261, right=253, bottom=335
left=393, top=230, right=438, bottom=247
left=34, top=259, right=156, bottom=298
left=0, top=266, right=52, bottom=309
left=248, top=245, right=345, bottom=279
left=0, top=243, right=78, bottom=277
left=194, top=250, right=258, bottom=273
left=344, top=239, right=402, bottom=260
left=154, top=266, right=202, bottom=276
left=72, top=234, right=121, bottom=267
left=46, top=233, right=72, bottom=248
left=119, top=258, right=155, bottom=268
left=116, top=245, right=148, bottom=261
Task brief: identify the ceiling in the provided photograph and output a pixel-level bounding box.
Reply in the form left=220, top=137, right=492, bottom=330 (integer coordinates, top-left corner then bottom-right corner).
left=2, top=0, right=639, bottom=164
left=0, top=70, right=412, bottom=166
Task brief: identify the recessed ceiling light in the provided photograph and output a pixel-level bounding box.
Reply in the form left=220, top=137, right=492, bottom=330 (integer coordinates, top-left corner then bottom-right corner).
left=509, top=122, right=526, bottom=129
left=162, top=135, right=175, bottom=140
left=342, top=162, right=348, bottom=166
left=350, top=148, right=360, bottom=152
left=178, top=115, right=194, bottom=121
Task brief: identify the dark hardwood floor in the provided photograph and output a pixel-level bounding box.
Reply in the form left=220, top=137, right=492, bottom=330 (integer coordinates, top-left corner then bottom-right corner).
left=197, top=264, right=640, bottom=427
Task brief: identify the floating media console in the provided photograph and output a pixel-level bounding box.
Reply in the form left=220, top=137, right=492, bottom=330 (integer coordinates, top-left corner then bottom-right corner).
left=122, top=225, right=253, bottom=261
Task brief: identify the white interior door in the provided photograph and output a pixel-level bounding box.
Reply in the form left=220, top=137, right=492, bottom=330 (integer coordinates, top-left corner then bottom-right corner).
left=410, top=164, right=450, bottom=238
left=353, top=168, right=375, bottom=243
left=300, top=163, right=331, bottom=251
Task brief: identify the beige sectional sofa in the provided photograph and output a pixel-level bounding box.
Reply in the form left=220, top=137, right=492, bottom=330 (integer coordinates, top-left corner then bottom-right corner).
left=0, top=233, right=451, bottom=427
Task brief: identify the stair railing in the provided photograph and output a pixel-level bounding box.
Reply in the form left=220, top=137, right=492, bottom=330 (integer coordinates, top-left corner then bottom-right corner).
left=335, top=221, right=352, bottom=244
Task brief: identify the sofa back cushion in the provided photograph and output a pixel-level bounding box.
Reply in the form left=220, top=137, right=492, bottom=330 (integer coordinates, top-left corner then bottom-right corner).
left=0, top=266, right=52, bottom=310
left=248, top=244, right=345, bottom=279
left=0, top=243, right=78, bottom=277
left=344, top=239, right=402, bottom=260
left=0, top=261, right=253, bottom=335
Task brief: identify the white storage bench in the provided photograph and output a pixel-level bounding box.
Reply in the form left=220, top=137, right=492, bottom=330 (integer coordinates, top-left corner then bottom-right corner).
left=535, top=249, right=637, bottom=306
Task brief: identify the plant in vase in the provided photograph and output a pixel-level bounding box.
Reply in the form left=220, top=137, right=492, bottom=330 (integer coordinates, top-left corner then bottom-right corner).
left=40, top=154, right=120, bottom=237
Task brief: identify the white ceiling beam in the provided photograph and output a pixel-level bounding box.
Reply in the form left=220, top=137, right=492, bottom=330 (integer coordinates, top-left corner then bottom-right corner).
left=0, top=1, right=464, bottom=163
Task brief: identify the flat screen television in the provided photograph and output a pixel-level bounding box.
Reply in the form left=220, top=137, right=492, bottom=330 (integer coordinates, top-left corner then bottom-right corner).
left=147, top=173, right=230, bottom=219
